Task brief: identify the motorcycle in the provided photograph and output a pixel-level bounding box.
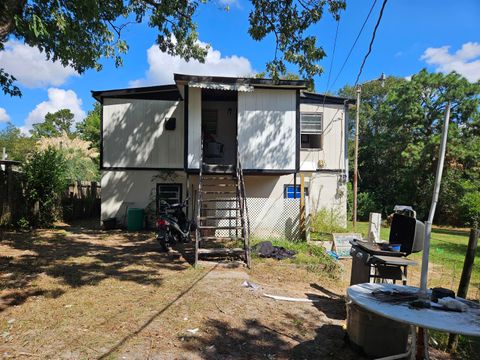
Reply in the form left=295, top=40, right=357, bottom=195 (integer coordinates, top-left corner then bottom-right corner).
left=156, top=198, right=196, bottom=252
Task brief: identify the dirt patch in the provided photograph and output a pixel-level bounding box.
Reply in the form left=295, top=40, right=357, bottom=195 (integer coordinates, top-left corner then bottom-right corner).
left=0, top=222, right=458, bottom=359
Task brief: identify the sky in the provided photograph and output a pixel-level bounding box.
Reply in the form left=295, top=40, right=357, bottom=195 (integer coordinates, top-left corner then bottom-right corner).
left=0, top=0, right=479, bottom=133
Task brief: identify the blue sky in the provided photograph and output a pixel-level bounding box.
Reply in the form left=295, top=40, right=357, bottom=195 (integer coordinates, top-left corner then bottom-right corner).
left=1, top=0, right=479, bottom=133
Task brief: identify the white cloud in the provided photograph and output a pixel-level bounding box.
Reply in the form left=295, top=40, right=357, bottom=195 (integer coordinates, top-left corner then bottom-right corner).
left=0, top=107, right=10, bottom=123
left=420, top=42, right=480, bottom=82
left=130, top=41, right=254, bottom=87
left=218, top=0, right=241, bottom=9
left=0, top=40, right=78, bottom=88
left=22, top=88, right=85, bottom=134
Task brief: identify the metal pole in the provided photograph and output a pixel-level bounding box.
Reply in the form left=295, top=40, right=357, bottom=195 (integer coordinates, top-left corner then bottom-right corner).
left=353, top=86, right=361, bottom=227
left=419, top=102, right=451, bottom=293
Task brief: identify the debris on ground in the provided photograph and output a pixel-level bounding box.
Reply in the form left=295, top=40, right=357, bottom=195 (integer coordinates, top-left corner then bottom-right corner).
left=263, top=293, right=320, bottom=303
left=253, top=241, right=296, bottom=260
left=241, top=281, right=261, bottom=291
left=186, top=328, right=199, bottom=334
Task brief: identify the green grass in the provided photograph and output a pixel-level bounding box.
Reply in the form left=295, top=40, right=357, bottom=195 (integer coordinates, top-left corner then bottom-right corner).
left=317, top=221, right=480, bottom=296
left=251, top=238, right=341, bottom=276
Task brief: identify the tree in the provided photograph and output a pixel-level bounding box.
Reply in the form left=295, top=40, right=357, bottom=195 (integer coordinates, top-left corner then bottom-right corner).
left=23, top=147, right=68, bottom=227
left=36, top=132, right=99, bottom=181
left=0, top=122, right=35, bottom=162
left=77, top=102, right=101, bottom=150
left=1, top=1, right=345, bottom=96
left=30, top=109, right=75, bottom=138
left=339, top=70, right=480, bottom=225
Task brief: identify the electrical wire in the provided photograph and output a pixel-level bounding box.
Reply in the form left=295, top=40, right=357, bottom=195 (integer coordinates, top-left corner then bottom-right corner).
left=325, top=18, right=340, bottom=92
left=328, top=0, right=378, bottom=91
left=354, top=0, right=388, bottom=86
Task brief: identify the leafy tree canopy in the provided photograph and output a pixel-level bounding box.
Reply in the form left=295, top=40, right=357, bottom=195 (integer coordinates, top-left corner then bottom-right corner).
left=339, top=69, right=480, bottom=225
left=76, top=102, right=101, bottom=150
left=0, top=122, right=35, bottom=162
left=1, top=0, right=344, bottom=96
left=30, top=109, right=75, bottom=138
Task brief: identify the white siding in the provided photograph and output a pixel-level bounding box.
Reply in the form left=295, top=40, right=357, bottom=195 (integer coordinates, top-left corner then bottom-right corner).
left=101, top=170, right=186, bottom=224
left=103, top=98, right=183, bottom=168
left=238, top=89, right=296, bottom=170
left=187, top=87, right=202, bottom=169
left=299, top=103, right=345, bottom=171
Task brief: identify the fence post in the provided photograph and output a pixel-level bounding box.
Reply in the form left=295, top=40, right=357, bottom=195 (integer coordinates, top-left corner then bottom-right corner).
left=300, top=173, right=306, bottom=240
left=447, top=227, right=479, bottom=352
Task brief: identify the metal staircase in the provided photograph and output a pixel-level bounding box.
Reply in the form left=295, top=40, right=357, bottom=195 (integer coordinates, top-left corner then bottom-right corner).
left=195, top=141, right=251, bottom=267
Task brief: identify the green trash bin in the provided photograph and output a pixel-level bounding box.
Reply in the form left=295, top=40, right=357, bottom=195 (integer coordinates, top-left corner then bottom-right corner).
left=127, top=208, right=144, bottom=231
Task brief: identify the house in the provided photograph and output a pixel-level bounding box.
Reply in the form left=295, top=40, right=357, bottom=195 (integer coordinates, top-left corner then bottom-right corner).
left=92, top=74, right=351, bottom=254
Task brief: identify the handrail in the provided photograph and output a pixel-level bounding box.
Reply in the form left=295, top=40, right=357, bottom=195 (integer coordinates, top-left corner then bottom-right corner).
left=195, top=136, right=204, bottom=267
left=236, top=147, right=251, bottom=267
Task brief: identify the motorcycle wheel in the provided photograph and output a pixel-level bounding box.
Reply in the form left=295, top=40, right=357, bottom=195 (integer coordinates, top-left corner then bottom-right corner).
left=156, top=228, right=169, bottom=252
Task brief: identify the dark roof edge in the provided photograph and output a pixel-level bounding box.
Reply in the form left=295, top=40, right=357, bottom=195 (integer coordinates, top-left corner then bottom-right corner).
left=300, top=91, right=356, bottom=105
left=91, top=84, right=179, bottom=101
left=173, top=73, right=308, bottom=89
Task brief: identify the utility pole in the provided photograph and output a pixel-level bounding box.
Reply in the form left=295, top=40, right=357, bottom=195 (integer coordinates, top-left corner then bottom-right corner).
left=353, top=87, right=361, bottom=228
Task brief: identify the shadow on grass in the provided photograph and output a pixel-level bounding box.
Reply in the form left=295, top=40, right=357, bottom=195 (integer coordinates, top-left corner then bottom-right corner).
left=179, top=318, right=361, bottom=360
left=0, top=222, right=190, bottom=312
left=432, top=228, right=471, bottom=237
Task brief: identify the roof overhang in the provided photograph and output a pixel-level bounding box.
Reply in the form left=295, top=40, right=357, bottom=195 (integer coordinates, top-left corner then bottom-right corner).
left=174, top=73, right=308, bottom=90
left=91, top=84, right=182, bottom=102
left=300, top=91, right=356, bottom=105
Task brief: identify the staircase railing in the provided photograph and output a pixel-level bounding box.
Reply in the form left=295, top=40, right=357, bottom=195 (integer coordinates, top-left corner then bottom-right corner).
left=195, top=137, right=204, bottom=267
left=236, top=149, right=251, bottom=267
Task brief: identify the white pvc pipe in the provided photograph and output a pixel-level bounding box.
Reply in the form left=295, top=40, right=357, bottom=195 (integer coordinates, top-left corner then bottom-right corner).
left=419, top=102, right=451, bottom=293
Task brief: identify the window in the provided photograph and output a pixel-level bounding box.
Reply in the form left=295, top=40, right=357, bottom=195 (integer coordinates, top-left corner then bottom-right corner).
left=284, top=185, right=309, bottom=199
left=301, top=113, right=323, bottom=149
left=156, top=184, right=182, bottom=212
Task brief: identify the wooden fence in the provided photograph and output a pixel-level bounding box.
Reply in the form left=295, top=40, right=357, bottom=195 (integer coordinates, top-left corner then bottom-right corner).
left=0, top=166, right=101, bottom=226
left=61, top=181, right=101, bottom=221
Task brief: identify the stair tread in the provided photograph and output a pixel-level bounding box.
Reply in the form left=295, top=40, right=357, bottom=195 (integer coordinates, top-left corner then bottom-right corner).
left=201, top=198, right=238, bottom=202
left=201, top=190, right=237, bottom=194
left=199, top=216, right=238, bottom=220
left=201, top=208, right=240, bottom=211
left=202, top=184, right=236, bottom=187
left=200, top=236, right=244, bottom=241
left=199, top=225, right=243, bottom=229
left=197, top=248, right=245, bottom=255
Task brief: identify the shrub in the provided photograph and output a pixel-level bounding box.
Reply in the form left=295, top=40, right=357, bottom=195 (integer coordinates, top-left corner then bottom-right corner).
left=357, top=191, right=380, bottom=221
left=459, top=191, right=480, bottom=227
left=311, top=207, right=346, bottom=236
left=23, top=147, right=68, bottom=227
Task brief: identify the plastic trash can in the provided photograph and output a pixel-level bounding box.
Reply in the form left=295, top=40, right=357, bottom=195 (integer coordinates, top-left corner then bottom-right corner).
left=127, top=208, right=144, bottom=231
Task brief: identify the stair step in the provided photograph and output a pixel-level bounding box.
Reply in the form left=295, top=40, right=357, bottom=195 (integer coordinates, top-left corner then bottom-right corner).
left=197, top=248, right=244, bottom=255
left=201, top=190, right=237, bottom=194
left=199, top=225, right=243, bottom=230
left=202, top=183, right=236, bottom=187
left=201, top=207, right=240, bottom=211
left=200, top=237, right=244, bottom=241
left=201, top=176, right=236, bottom=180
left=199, top=216, right=238, bottom=220
left=201, top=198, right=238, bottom=202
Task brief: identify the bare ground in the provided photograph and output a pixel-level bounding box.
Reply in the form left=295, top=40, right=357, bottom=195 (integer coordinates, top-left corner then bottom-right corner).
left=0, top=222, right=457, bottom=359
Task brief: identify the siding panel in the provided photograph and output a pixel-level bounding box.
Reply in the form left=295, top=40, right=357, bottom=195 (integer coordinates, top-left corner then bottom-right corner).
left=103, top=98, right=183, bottom=168
left=238, top=89, right=296, bottom=170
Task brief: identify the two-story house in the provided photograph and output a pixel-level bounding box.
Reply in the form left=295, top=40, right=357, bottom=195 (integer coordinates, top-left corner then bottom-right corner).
left=93, top=74, right=351, bottom=264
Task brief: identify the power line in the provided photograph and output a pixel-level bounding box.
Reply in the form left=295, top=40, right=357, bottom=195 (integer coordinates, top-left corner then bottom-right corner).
left=354, top=0, right=388, bottom=85
left=328, top=0, right=378, bottom=91
left=325, top=18, right=340, bottom=92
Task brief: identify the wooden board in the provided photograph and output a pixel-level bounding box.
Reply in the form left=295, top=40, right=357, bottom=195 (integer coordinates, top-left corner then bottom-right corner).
left=332, top=233, right=362, bottom=258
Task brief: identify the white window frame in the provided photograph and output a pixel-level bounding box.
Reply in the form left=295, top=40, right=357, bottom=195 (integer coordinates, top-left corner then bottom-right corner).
left=300, top=112, right=323, bottom=150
